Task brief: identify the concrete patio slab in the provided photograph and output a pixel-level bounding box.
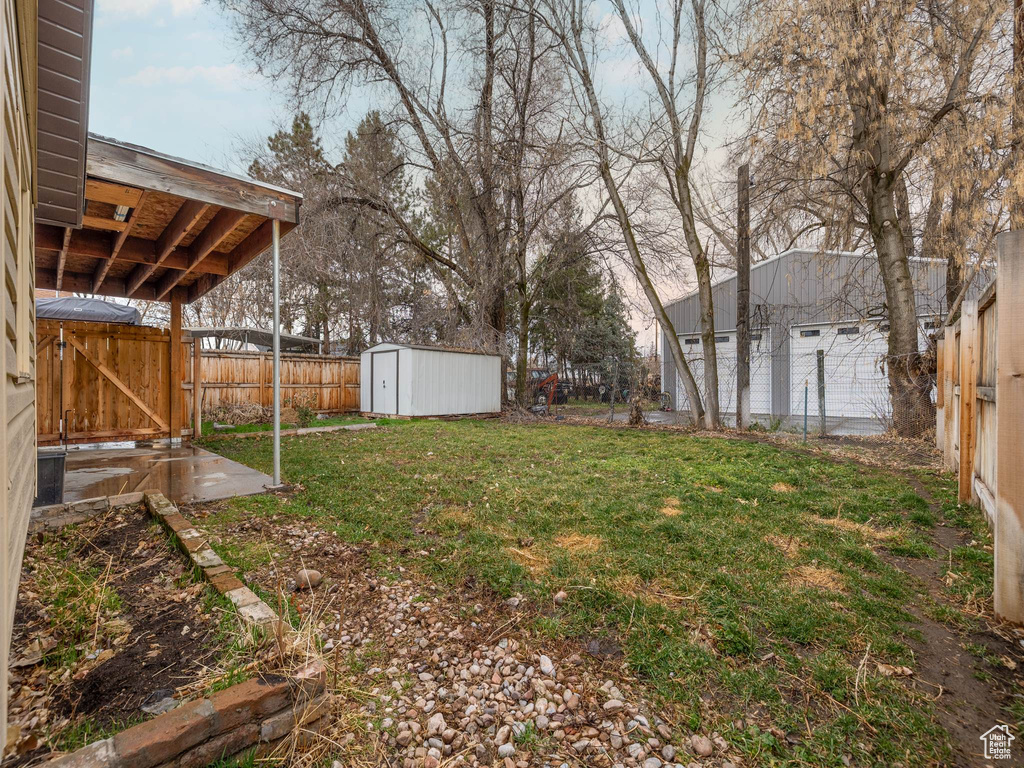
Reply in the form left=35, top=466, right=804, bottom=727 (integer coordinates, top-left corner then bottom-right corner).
left=61, top=443, right=274, bottom=505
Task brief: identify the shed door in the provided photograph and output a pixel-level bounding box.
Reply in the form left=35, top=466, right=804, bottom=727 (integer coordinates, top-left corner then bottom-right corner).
left=372, top=350, right=399, bottom=414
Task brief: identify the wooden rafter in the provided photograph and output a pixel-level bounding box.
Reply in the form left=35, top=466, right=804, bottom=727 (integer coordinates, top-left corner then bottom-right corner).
left=55, top=227, right=71, bottom=291
left=188, top=219, right=297, bottom=302
left=154, top=208, right=246, bottom=301
left=37, top=223, right=229, bottom=276
left=125, top=199, right=208, bottom=297
left=92, top=189, right=149, bottom=293
left=85, top=179, right=143, bottom=208
left=83, top=215, right=128, bottom=232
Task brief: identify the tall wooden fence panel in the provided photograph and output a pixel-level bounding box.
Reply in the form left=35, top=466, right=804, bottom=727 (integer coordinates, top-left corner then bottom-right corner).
left=184, top=349, right=360, bottom=420
left=36, top=319, right=187, bottom=445
left=939, top=232, right=1024, bottom=622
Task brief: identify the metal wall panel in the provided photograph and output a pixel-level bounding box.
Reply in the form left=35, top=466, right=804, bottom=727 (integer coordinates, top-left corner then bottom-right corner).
left=661, top=250, right=948, bottom=415
left=36, top=0, right=93, bottom=227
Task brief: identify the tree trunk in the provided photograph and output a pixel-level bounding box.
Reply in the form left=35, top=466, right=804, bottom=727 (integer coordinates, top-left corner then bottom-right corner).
left=516, top=293, right=530, bottom=406
left=868, top=182, right=935, bottom=436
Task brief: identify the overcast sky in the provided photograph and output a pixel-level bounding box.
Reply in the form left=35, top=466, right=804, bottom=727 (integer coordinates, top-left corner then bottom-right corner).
left=90, top=0, right=730, bottom=352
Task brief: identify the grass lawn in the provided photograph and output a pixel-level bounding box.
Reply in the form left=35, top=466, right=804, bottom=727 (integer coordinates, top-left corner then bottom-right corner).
left=199, top=419, right=998, bottom=766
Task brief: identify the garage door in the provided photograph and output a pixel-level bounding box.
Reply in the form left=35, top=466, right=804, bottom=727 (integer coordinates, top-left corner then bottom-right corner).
left=790, top=323, right=888, bottom=419
left=675, top=331, right=772, bottom=415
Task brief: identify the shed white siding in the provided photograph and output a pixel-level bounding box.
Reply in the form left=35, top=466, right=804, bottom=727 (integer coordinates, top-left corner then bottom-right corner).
left=360, top=343, right=501, bottom=417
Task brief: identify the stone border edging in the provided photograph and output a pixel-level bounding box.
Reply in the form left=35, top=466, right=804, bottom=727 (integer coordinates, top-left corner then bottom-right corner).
left=29, top=492, right=146, bottom=533
left=143, top=491, right=284, bottom=630
left=206, top=422, right=379, bottom=440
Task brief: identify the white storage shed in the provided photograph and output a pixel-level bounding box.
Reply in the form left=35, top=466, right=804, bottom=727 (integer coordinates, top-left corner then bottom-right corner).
left=360, top=343, right=503, bottom=417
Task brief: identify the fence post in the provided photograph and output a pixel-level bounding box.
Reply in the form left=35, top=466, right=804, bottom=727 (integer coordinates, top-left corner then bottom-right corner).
left=192, top=338, right=202, bottom=439
left=943, top=326, right=958, bottom=471
left=996, top=232, right=1024, bottom=623
left=957, top=299, right=978, bottom=503
left=816, top=349, right=826, bottom=435
left=935, top=336, right=944, bottom=452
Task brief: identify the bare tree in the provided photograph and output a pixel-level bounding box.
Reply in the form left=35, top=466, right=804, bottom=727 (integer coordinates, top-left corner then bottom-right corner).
left=608, top=0, right=726, bottom=428
left=538, top=0, right=706, bottom=426
left=737, top=0, right=1010, bottom=436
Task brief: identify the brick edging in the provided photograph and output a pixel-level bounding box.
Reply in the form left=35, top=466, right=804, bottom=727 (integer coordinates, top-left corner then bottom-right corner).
left=43, top=664, right=330, bottom=768
left=143, top=492, right=285, bottom=630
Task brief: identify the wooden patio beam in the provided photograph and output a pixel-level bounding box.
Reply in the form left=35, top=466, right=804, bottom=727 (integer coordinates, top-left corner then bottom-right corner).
left=38, top=268, right=159, bottom=301
left=55, top=227, right=71, bottom=291
left=91, top=189, right=149, bottom=292
left=88, top=136, right=301, bottom=223
left=125, top=200, right=209, bottom=297
left=154, top=208, right=247, bottom=301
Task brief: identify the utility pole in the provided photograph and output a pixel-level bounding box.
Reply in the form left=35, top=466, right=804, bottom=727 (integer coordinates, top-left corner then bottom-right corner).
left=736, top=163, right=751, bottom=429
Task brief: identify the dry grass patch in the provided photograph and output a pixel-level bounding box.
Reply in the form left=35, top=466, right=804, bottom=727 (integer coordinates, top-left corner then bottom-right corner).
left=697, top=484, right=724, bottom=493
left=772, top=482, right=797, bottom=493
left=816, top=515, right=895, bottom=541
left=507, top=546, right=550, bottom=575
left=660, top=496, right=683, bottom=517
left=765, top=533, right=806, bottom=559
left=435, top=505, right=475, bottom=528
left=555, top=533, right=604, bottom=554
left=789, top=564, right=845, bottom=592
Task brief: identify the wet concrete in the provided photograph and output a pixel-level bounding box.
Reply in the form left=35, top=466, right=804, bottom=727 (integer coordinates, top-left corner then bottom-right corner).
left=60, top=443, right=274, bottom=506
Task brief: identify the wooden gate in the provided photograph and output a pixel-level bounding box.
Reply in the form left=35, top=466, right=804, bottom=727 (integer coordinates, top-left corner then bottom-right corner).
left=37, top=320, right=188, bottom=445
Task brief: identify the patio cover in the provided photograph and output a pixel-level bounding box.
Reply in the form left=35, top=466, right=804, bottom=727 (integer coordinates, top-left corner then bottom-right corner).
left=34, top=133, right=302, bottom=303
left=188, top=326, right=322, bottom=353
left=33, top=134, right=302, bottom=483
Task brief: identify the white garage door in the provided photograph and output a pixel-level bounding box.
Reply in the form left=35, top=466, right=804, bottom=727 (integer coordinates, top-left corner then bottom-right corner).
left=675, top=331, right=772, bottom=416
left=790, top=323, right=888, bottom=419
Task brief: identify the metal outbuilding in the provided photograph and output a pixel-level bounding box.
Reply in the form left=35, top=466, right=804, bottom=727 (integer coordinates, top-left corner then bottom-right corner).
left=660, top=249, right=950, bottom=434
left=360, top=343, right=502, bottom=417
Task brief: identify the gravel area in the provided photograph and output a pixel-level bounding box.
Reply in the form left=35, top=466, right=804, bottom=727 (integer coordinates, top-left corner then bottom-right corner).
left=206, top=514, right=740, bottom=767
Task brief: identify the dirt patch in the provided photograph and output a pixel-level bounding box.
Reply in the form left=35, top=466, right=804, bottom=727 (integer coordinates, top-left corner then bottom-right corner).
left=788, top=564, right=844, bottom=592
left=660, top=496, right=683, bottom=517
left=771, top=482, right=796, bottom=493
left=554, top=533, right=603, bottom=553
left=6, top=507, right=219, bottom=762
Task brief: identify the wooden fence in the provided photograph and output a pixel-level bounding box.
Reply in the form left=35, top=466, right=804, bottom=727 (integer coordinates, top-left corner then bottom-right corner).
left=185, top=349, right=360, bottom=418
left=37, top=320, right=361, bottom=445
left=37, top=319, right=188, bottom=446
left=938, top=231, right=1024, bottom=623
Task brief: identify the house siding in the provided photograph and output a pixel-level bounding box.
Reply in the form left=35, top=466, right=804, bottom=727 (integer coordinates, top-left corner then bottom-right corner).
left=1, top=0, right=37, bottom=748
left=661, top=250, right=948, bottom=415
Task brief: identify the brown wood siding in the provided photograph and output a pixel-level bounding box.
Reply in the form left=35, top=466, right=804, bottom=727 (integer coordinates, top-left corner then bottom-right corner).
left=1, top=0, right=37, bottom=749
